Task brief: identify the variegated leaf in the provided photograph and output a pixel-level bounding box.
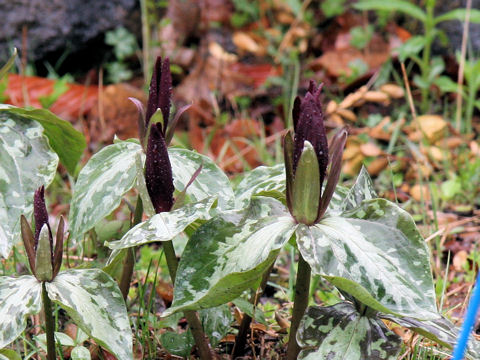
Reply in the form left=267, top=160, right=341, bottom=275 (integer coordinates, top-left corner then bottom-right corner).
left=105, top=197, right=216, bottom=251
left=164, top=197, right=296, bottom=316
left=200, top=304, right=233, bottom=348
left=45, top=269, right=132, bottom=360
left=341, top=166, right=377, bottom=212
left=68, top=141, right=142, bottom=243
left=0, top=276, right=42, bottom=348
left=297, top=199, right=437, bottom=319
left=169, top=148, right=234, bottom=211
left=0, top=116, right=58, bottom=258
left=298, top=303, right=401, bottom=360
left=0, top=105, right=85, bottom=175
left=71, top=346, right=91, bottom=360
left=234, top=164, right=286, bottom=207
left=381, top=314, right=480, bottom=359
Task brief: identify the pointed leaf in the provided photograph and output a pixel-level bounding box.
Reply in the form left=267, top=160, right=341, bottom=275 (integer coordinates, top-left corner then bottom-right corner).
left=353, top=0, right=426, bottom=21
left=341, top=165, right=377, bottom=212
left=0, top=349, right=22, bottom=360
left=135, top=152, right=155, bottom=217
left=292, top=141, right=320, bottom=225
left=71, top=346, right=91, bottom=360
left=200, top=304, right=233, bottom=348
left=0, top=48, right=17, bottom=80
left=298, top=303, right=401, bottom=360
left=297, top=199, right=437, bottom=319
left=0, top=105, right=86, bottom=175
left=168, top=148, right=234, bottom=211
left=164, top=197, right=296, bottom=316
left=0, top=116, right=58, bottom=257
left=0, top=275, right=42, bottom=348
left=283, top=131, right=294, bottom=212
left=53, top=216, right=65, bottom=278
left=35, top=224, right=53, bottom=281
left=234, top=164, right=286, bottom=208
left=106, top=197, right=216, bottom=251
left=20, top=215, right=36, bottom=275
left=160, top=331, right=194, bottom=357
left=165, top=104, right=191, bottom=145
left=45, top=269, right=132, bottom=360
left=68, top=141, right=142, bottom=243
left=434, top=9, right=480, bottom=24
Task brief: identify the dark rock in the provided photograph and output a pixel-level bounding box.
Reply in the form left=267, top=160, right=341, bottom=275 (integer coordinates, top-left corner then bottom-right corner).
left=0, top=0, right=140, bottom=69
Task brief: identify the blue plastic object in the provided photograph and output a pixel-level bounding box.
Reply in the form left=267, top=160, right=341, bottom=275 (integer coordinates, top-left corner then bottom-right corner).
left=452, top=272, right=480, bottom=360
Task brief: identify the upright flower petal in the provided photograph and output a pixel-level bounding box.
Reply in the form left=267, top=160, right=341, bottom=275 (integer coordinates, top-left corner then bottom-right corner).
left=145, top=123, right=175, bottom=213
left=33, top=186, right=52, bottom=251
left=145, top=57, right=172, bottom=134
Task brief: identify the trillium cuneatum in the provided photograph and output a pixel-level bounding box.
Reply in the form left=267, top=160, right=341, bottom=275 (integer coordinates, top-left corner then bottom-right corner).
left=284, top=81, right=348, bottom=225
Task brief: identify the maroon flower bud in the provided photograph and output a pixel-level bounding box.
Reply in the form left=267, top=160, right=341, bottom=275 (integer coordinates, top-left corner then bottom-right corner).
left=292, top=81, right=329, bottom=189
left=145, top=57, right=172, bottom=134
left=145, top=123, right=175, bottom=213
left=34, top=186, right=52, bottom=252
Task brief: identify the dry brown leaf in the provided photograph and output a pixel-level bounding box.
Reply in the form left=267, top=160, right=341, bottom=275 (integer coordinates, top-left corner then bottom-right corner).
left=367, top=157, right=389, bottom=176
left=233, top=31, right=264, bottom=55
left=339, top=87, right=367, bottom=108
left=275, top=311, right=290, bottom=330
left=453, top=250, right=469, bottom=272
left=380, top=83, right=405, bottom=99
left=417, top=115, right=448, bottom=143
left=209, top=42, right=238, bottom=62
left=360, top=142, right=383, bottom=157
left=336, top=108, right=357, bottom=122
left=329, top=113, right=345, bottom=125
left=410, top=184, right=431, bottom=202
left=363, top=91, right=390, bottom=104
left=326, top=100, right=338, bottom=115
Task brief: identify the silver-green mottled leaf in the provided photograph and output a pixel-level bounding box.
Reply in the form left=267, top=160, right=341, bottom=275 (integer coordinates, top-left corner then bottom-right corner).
left=106, top=197, right=216, bottom=251
left=381, top=314, right=480, bottom=359
left=0, top=105, right=85, bottom=175
left=45, top=269, right=132, bottom=360
left=0, top=116, right=58, bottom=257
left=164, top=197, right=296, bottom=316
left=341, top=166, right=377, bottom=212
left=71, top=346, right=91, bottom=360
left=297, top=199, right=437, bottom=319
left=68, top=141, right=142, bottom=243
left=0, top=275, right=42, bottom=348
left=159, top=330, right=194, bottom=357
left=200, top=304, right=233, bottom=347
left=169, top=148, right=234, bottom=211
left=298, top=303, right=401, bottom=360
left=135, top=152, right=155, bottom=217
left=234, top=164, right=286, bottom=207
left=0, top=349, right=22, bottom=360
left=35, top=332, right=76, bottom=349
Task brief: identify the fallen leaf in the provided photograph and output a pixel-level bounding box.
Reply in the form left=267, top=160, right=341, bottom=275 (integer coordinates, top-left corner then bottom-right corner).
left=453, top=250, right=468, bottom=272
left=417, top=115, right=448, bottom=143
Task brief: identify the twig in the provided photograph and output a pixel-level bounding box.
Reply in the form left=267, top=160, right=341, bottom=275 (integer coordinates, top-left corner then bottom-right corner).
left=400, top=62, right=417, bottom=123
left=455, top=0, right=472, bottom=133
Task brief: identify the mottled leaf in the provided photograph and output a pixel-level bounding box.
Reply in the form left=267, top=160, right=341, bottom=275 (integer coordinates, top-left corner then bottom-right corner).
left=135, top=152, right=155, bottom=217
left=106, top=197, right=216, bottom=251
left=341, top=166, right=377, bottom=212
left=297, top=199, right=437, bottom=319
left=164, top=197, right=296, bottom=316
left=68, top=141, right=142, bottom=243
left=200, top=304, right=233, bottom=347
left=0, top=116, right=58, bottom=257
left=35, top=332, right=76, bottom=349
left=169, top=148, right=234, bottom=211
left=0, top=105, right=86, bottom=175
left=45, top=269, right=132, bottom=360
left=159, top=331, right=194, bottom=357
left=298, top=303, right=401, bottom=360
left=71, top=346, right=91, bottom=360
left=0, top=276, right=42, bottom=348
left=234, top=164, right=286, bottom=207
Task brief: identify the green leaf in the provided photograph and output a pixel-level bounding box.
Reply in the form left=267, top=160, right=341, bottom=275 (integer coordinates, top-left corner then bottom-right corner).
left=45, top=269, right=132, bottom=360
left=169, top=148, right=234, bottom=211
left=435, top=8, right=480, bottom=24
left=35, top=332, right=76, bottom=349
left=0, top=48, right=17, bottom=80
left=200, top=304, right=233, bottom=348
left=106, top=197, right=216, bottom=251
left=292, top=141, right=320, bottom=225
left=164, top=197, right=296, bottom=316
left=0, top=105, right=85, bottom=175
left=0, top=116, right=58, bottom=258
left=234, top=164, right=286, bottom=207
left=0, top=275, right=42, bottom=348
left=341, top=166, right=377, bottom=212
left=0, top=349, right=22, bottom=360
left=395, top=36, right=426, bottom=62
left=297, top=199, right=437, bottom=319
left=232, top=297, right=267, bottom=325
left=298, top=303, right=401, bottom=360
left=159, top=331, right=194, bottom=357
left=353, top=0, right=426, bottom=22
left=68, top=141, right=142, bottom=243
left=71, top=346, right=91, bottom=360
left=35, top=224, right=53, bottom=281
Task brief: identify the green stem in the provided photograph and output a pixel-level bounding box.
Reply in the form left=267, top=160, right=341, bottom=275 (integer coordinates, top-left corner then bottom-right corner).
left=232, top=262, right=274, bottom=358
left=163, top=240, right=213, bottom=360
left=286, top=253, right=311, bottom=360
left=420, top=0, right=435, bottom=113
left=119, top=196, right=143, bottom=301
left=42, top=282, right=56, bottom=360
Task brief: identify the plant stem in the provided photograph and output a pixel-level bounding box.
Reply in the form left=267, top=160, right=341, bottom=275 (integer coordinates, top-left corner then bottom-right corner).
left=420, top=0, right=435, bottom=113
left=42, top=282, right=56, bottom=360
left=119, top=196, right=143, bottom=300
left=232, top=263, right=274, bottom=358
left=286, top=253, right=311, bottom=360
left=163, top=240, right=213, bottom=360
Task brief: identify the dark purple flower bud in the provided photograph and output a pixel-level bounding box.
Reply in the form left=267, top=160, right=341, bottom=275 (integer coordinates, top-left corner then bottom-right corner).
left=145, top=123, right=175, bottom=213
left=292, top=81, right=329, bottom=189
left=145, top=57, right=172, bottom=134
left=34, top=186, right=52, bottom=251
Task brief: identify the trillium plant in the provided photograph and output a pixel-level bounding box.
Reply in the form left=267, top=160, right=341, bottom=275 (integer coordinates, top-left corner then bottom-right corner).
left=2, top=49, right=480, bottom=359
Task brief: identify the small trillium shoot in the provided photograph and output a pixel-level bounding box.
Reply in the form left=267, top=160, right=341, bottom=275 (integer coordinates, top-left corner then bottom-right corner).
left=21, top=186, right=64, bottom=282
left=284, top=82, right=348, bottom=225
